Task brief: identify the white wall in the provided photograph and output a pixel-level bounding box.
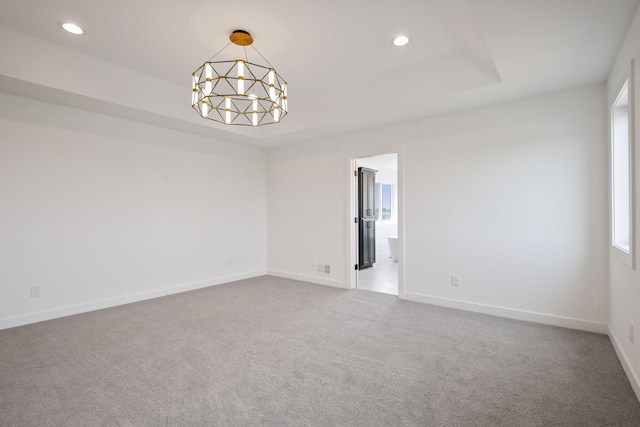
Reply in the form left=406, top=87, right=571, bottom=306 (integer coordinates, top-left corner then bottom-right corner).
left=403, top=86, right=608, bottom=330
left=607, top=4, right=640, bottom=401
left=374, top=224, right=397, bottom=260
left=267, top=152, right=347, bottom=287
left=267, top=84, right=609, bottom=333
left=0, top=93, right=267, bottom=329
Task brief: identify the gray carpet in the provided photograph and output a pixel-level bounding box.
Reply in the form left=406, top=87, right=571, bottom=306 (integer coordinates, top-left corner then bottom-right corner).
left=1, top=276, right=639, bottom=426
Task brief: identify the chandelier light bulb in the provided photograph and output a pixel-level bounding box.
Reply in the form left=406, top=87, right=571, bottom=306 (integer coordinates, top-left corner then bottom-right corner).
left=225, top=98, right=232, bottom=124
left=201, top=100, right=208, bottom=118
left=237, top=60, right=245, bottom=95
left=268, top=70, right=276, bottom=101
left=252, top=99, right=259, bottom=126
left=192, top=75, right=198, bottom=105
left=204, top=64, right=212, bottom=96
left=282, top=83, right=288, bottom=112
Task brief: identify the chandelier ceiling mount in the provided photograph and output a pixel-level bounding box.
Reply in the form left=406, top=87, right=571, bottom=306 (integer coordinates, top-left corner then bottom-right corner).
left=229, top=30, right=253, bottom=46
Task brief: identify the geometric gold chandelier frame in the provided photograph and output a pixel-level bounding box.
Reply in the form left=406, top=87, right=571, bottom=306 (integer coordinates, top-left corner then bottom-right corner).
left=191, top=30, right=288, bottom=126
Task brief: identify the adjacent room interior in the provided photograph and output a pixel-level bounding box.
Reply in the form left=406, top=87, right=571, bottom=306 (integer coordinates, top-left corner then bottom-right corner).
left=1, top=0, right=640, bottom=425
left=354, top=153, right=399, bottom=296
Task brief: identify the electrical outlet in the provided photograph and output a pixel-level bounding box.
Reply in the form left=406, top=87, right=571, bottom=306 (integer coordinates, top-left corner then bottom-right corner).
left=163, top=174, right=170, bottom=184
left=309, top=259, right=315, bottom=267
left=451, top=275, right=460, bottom=287
left=631, top=323, right=635, bottom=344
left=30, top=286, right=41, bottom=298
left=226, top=259, right=232, bottom=267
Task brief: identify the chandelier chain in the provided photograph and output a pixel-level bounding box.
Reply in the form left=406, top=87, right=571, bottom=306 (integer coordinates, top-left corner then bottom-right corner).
left=250, top=45, right=275, bottom=70
left=205, top=42, right=232, bottom=62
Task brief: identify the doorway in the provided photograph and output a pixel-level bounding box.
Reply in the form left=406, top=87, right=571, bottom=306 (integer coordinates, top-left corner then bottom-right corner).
left=354, top=153, right=399, bottom=296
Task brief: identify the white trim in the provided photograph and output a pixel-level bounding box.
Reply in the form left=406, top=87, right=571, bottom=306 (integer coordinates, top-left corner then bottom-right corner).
left=403, top=292, right=608, bottom=334
left=267, top=270, right=347, bottom=289
left=609, top=327, right=640, bottom=403
left=348, top=158, right=358, bottom=290
left=396, top=150, right=405, bottom=299
left=0, top=270, right=267, bottom=331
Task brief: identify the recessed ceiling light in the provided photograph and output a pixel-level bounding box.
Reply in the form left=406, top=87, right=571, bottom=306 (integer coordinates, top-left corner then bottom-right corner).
left=58, top=22, right=84, bottom=35
left=393, top=35, right=409, bottom=47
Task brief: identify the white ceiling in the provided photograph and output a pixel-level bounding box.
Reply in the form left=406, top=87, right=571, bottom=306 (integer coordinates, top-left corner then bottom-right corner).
left=0, top=0, right=638, bottom=148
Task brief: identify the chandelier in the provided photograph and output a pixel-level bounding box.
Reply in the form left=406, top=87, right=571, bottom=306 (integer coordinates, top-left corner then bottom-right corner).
left=191, top=30, right=288, bottom=126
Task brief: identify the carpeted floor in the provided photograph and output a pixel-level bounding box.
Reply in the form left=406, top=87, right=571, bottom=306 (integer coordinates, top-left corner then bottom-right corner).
left=1, top=275, right=639, bottom=426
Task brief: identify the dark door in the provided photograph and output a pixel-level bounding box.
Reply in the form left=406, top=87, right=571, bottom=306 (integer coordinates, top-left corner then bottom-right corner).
left=358, top=167, right=377, bottom=269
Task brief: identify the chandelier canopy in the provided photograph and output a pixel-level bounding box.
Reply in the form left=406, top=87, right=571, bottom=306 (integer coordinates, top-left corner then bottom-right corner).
left=191, top=30, right=288, bottom=126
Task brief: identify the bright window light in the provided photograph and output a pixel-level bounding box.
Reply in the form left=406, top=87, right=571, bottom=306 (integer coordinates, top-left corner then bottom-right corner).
left=373, top=183, right=394, bottom=221
left=611, top=80, right=632, bottom=255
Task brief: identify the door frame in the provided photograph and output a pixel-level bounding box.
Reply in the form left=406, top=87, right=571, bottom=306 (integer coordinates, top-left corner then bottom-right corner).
left=346, top=147, right=405, bottom=298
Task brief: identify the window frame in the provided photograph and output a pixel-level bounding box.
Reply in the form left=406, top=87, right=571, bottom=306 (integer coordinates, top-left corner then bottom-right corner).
left=610, top=59, right=636, bottom=269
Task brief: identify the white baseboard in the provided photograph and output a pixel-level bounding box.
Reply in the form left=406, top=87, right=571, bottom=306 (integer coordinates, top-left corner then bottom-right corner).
left=609, top=327, right=640, bottom=403
left=403, top=292, right=608, bottom=334
left=267, top=270, right=347, bottom=289
left=0, top=270, right=267, bottom=331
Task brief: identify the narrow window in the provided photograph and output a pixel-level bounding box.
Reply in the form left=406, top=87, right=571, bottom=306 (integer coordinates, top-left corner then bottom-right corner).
left=373, top=183, right=393, bottom=222
left=611, top=73, right=634, bottom=268
left=612, top=81, right=630, bottom=252
left=374, top=183, right=380, bottom=220
left=381, top=184, right=392, bottom=221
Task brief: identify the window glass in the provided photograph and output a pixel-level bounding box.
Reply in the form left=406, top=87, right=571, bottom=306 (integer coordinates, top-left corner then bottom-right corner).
left=374, top=183, right=380, bottom=219
left=381, top=184, right=392, bottom=221
left=612, top=81, right=631, bottom=253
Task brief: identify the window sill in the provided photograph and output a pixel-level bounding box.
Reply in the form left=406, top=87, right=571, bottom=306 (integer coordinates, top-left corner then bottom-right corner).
left=612, top=245, right=635, bottom=269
